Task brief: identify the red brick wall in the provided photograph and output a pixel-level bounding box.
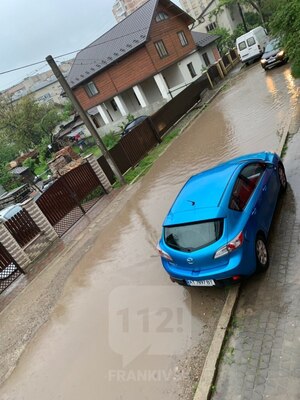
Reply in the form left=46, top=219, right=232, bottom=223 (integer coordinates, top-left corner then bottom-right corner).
left=74, top=3, right=196, bottom=110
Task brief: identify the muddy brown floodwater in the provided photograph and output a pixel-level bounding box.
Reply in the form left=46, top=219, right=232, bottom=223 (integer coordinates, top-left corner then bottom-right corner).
left=0, top=64, right=299, bottom=400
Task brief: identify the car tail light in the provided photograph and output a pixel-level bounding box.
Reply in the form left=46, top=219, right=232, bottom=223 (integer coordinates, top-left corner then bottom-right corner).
left=156, top=243, right=173, bottom=261
left=214, top=232, right=244, bottom=259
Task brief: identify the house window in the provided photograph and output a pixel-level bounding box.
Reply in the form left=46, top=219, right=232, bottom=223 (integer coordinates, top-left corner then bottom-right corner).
left=178, top=31, right=188, bottom=47
left=202, top=52, right=211, bottom=67
left=155, top=12, right=168, bottom=22
left=92, top=116, right=100, bottom=128
left=85, top=81, right=99, bottom=97
left=187, top=62, right=197, bottom=78
left=205, top=22, right=217, bottom=32
left=155, top=40, right=168, bottom=58
left=110, top=99, right=118, bottom=111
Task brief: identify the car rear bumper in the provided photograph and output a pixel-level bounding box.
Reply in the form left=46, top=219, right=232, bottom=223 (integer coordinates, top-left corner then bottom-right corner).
left=241, top=53, right=263, bottom=63
left=162, top=248, right=255, bottom=285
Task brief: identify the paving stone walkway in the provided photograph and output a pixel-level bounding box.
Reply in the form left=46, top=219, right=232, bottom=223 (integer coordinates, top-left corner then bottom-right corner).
left=212, top=131, right=300, bottom=400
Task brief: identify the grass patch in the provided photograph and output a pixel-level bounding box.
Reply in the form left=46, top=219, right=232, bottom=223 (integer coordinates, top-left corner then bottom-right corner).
left=280, top=136, right=289, bottom=159
left=73, top=144, right=101, bottom=158
left=113, top=128, right=180, bottom=187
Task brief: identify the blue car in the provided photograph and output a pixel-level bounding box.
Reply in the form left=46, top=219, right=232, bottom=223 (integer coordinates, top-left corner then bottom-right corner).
left=157, top=152, right=287, bottom=287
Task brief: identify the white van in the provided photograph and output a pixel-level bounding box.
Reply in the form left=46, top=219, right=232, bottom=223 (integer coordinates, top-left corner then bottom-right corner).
left=236, top=26, right=269, bottom=63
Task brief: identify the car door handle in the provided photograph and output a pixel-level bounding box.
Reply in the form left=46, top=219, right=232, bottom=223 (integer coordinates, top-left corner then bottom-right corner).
left=262, top=185, right=267, bottom=192
left=252, top=207, right=257, bottom=215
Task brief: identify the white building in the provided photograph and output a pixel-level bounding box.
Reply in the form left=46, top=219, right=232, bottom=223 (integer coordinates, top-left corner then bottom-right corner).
left=112, top=0, right=148, bottom=22
left=181, top=0, right=243, bottom=34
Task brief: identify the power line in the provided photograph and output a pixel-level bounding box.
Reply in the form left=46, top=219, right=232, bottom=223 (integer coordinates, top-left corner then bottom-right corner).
left=0, top=4, right=192, bottom=77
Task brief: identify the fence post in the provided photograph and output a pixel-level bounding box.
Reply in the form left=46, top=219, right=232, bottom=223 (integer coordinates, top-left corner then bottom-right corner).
left=216, top=61, right=225, bottom=79
left=219, top=59, right=227, bottom=76
left=234, top=47, right=239, bottom=60
left=0, top=224, right=31, bottom=270
left=84, top=155, right=113, bottom=193
left=206, top=71, right=214, bottom=89
left=22, top=198, right=58, bottom=242
left=148, top=117, right=162, bottom=144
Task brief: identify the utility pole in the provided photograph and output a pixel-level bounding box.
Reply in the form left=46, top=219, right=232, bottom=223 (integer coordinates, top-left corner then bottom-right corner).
left=46, top=55, right=126, bottom=186
left=237, top=2, right=248, bottom=33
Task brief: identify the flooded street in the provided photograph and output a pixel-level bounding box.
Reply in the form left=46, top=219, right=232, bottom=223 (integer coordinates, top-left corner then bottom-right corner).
left=0, top=63, right=299, bottom=400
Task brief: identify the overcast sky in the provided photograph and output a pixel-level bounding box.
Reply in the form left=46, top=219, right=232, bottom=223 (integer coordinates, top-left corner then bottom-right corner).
left=0, top=0, right=181, bottom=91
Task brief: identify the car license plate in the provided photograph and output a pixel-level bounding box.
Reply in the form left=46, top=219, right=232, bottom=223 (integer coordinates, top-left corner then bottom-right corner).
left=186, top=279, right=215, bottom=287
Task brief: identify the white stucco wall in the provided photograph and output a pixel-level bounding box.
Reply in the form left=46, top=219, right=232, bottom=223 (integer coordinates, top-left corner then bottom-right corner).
left=177, top=47, right=217, bottom=81
left=140, top=77, right=162, bottom=104
left=32, top=82, right=66, bottom=105
left=194, top=2, right=242, bottom=34
left=122, top=89, right=142, bottom=114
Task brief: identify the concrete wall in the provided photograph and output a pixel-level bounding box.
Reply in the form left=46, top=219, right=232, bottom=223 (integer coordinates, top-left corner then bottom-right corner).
left=32, top=81, right=67, bottom=105
left=194, top=1, right=242, bottom=34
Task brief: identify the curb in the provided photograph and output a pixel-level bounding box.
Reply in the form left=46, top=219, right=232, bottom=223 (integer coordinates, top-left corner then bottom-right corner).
left=193, top=285, right=240, bottom=400
left=192, top=128, right=290, bottom=400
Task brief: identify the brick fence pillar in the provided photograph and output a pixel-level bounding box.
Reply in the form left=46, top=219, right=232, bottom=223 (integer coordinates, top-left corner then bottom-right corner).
left=227, top=52, right=234, bottom=66
left=219, top=59, right=227, bottom=76
left=22, top=198, right=58, bottom=242
left=84, top=154, right=113, bottom=193
left=0, top=224, right=30, bottom=269
left=216, top=61, right=225, bottom=79
left=206, top=71, right=214, bottom=89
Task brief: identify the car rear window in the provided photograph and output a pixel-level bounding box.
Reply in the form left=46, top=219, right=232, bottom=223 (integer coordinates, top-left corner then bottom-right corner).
left=238, top=41, right=246, bottom=51
left=247, top=37, right=256, bottom=46
left=164, top=219, right=223, bottom=252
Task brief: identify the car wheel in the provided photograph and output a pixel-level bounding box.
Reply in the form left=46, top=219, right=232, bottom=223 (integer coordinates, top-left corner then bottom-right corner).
left=278, top=163, right=287, bottom=192
left=255, top=234, right=269, bottom=273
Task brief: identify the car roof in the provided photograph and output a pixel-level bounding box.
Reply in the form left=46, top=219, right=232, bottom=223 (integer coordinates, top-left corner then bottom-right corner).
left=163, top=152, right=272, bottom=226
left=0, top=204, right=21, bottom=218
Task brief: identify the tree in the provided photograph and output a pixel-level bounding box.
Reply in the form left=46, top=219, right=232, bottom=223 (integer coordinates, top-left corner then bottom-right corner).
left=0, top=95, right=64, bottom=152
left=270, top=0, right=300, bottom=77
left=0, top=164, right=21, bottom=191
left=217, top=0, right=277, bottom=27
left=211, top=27, right=235, bottom=55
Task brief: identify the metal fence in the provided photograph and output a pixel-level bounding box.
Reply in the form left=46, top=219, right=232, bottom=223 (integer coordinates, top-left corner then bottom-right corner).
left=97, top=117, right=161, bottom=183
left=37, top=162, right=105, bottom=236
left=0, top=243, right=24, bottom=294
left=152, top=74, right=211, bottom=137
left=222, top=54, right=231, bottom=68
left=97, top=73, right=213, bottom=183
left=230, top=49, right=238, bottom=61
left=207, top=64, right=221, bottom=84
left=4, top=209, right=41, bottom=248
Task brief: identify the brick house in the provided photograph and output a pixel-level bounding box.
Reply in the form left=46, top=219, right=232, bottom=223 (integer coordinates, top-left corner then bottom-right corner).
left=67, top=0, right=220, bottom=135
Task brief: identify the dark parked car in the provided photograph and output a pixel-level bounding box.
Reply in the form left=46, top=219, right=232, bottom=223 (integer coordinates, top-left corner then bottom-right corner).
left=260, top=39, right=288, bottom=70
left=121, top=116, right=148, bottom=137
